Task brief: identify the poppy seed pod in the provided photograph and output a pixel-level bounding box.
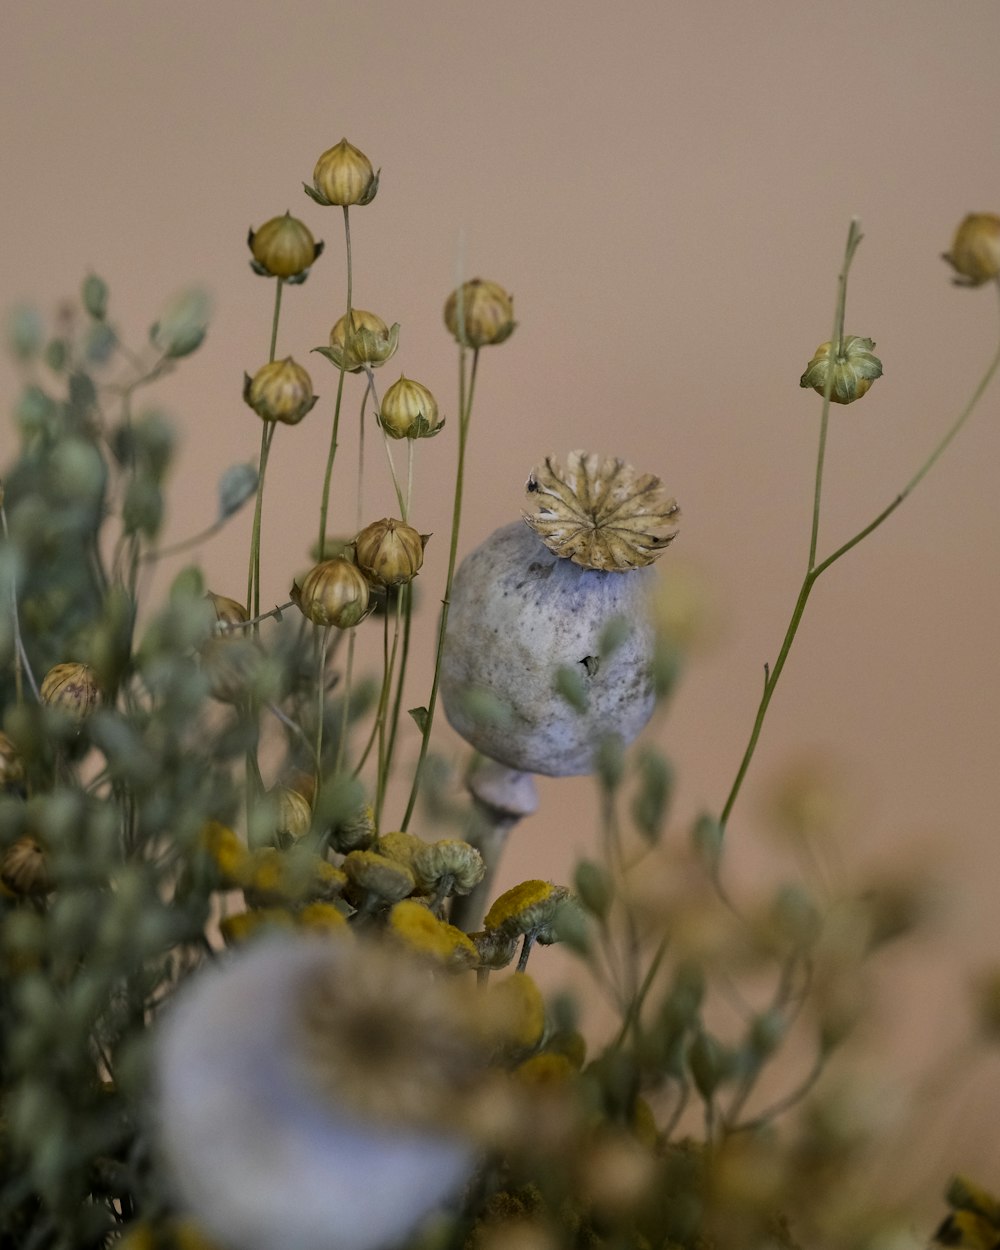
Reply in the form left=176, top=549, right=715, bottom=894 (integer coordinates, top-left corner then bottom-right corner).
left=292, top=558, right=371, bottom=629
left=248, top=212, right=323, bottom=281
left=440, top=453, right=678, bottom=777
left=943, top=213, right=1000, bottom=287
left=307, top=138, right=379, bottom=208
left=355, top=518, right=427, bottom=587
left=243, top=358, right=318, bottom=425
left=443, top=280, right=516, bottom=348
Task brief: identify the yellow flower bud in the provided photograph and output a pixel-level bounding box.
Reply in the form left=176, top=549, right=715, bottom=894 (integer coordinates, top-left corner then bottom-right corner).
left=484, top=880, right=570, bottom=943
left=291, top=557, right=372, bottom=628
left=799, top=335, right=883, bottom=405
left=248, top=212, right=323, bottom=281
left=355, top=517, right=427, bottom=586
left=388, top=899, right=479, bottom=968
left=243, top=357, right=318, bottom=425
left=444, top=279, right=516, bottom=348
left=321, top=310, right=399, bottom=374
left=40, top=661, right=100, bottom=724
left=378, top=375, right=444, bottom=439
left=307, top=138, right=379, bottom=208
left=943, top=213, right=1000, bottom=286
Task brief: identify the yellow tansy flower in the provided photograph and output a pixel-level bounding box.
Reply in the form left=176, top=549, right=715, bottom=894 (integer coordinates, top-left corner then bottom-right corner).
left=388, top=898, right=478, bottom=968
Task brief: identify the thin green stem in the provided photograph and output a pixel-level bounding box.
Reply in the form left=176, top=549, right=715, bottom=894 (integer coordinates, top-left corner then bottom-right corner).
left=318, top=208, right=353, bottom=557
left=246, top=278, right=285, bottom=623
left=400, top=347, right=480, bottom=830
left=719, top=262, right=1000, bottom=835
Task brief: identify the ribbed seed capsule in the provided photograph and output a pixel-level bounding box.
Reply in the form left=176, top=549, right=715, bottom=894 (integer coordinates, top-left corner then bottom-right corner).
left=307, top=138, right=379, bottom=207
left=248, top=212, right=323, bottom=280
left=443, top=279, right=516, bottom=348
left=40, top=662, right=100, bottom=724
left=0, top=732, right=25, bottom=789
left=206, top=592, right=250, bottom=634
left=243, top=358, right=318, bottom=425
left=291, top=558, right=371, bottom=628
left=378, top=376, right=443, bottom=439
left=1, top=836, right=52, bottom=896
left=355, top=518, right=427, bottom=586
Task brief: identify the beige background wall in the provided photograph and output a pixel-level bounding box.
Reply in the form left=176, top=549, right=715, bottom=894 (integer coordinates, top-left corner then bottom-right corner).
left=4, top=0, right=1000, bottom=1219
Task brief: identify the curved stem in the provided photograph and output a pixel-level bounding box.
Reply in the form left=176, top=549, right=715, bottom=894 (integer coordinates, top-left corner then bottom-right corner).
left=719, top=266, right=1000, bottom=834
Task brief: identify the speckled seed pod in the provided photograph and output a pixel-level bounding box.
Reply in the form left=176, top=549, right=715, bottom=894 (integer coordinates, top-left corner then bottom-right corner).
left=39, top=662, right=100, bottom=724
left=248, top=212, right=322, bottom=280
left=355, top=518, right=426, bottom=587
left=443, top=279, right=516, bottom=348
left=440, top=520, right=659, bottom=776
left=308, top=138, right=379, bottom=207
left=292, top=558, right=371, bottom=629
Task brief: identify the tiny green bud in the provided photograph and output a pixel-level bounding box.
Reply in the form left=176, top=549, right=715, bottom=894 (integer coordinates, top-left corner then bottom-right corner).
left=799, top=335, right=883, bottom=405
left=687, top=1030, right=733, bottom=1099
left=82, top=273, right=108, bottom=320
left=150, top=287, right=210, bottom=359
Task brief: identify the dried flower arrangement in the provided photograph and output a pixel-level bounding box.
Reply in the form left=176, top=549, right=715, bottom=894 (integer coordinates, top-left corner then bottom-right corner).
left=2, top=140, right=999, bottom=1250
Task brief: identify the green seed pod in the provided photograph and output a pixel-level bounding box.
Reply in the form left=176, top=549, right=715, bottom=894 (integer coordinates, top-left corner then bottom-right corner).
left=291, top=558, right=371, bottom=629
left=243, top=358, right=318, bottom=425
left=378, top=376, right=444, bottom=440
left=307, top=138, right=379, bottom=207
left=443, top=279, right=516, bottom=348
left=248, top=212, right=323, bottom=280
left=320, top=310, right=399, bottom=374
left=799, top=335, right=883, bottom=404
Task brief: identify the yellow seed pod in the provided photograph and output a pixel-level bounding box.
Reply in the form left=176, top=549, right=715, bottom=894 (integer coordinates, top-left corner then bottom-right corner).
left=39, top=661, right=100, bottom=724
left=308, top=138, right=379, bottom=207
left=324, top=310, right=399, bottom=373
left=248, top=212, right=323, bottom=280
left=0, top=731, right=25, bottom=789
left=291, top=557, right=371, bottom=628
left=355, top=518, right=427, bottom=587
left=243, top=357, right=318, bottom=425
left=799, top=335, right=883, bottom=405
left=481, top=972, right=546, bottom=1050
left=388, top=898, right=479, bottom=968
left=206, top=591, right=249, bottom=634
left=443, top=278, right=516, bottom=348
left=943, top=213, right=1000, bottom=287
left=484, top=879, right=569, bottom=942
left=342, top=849, right=415, bottom=903
left=1, top=836, right=53, bottom=896
left=378, top=375, right=444, bottom=439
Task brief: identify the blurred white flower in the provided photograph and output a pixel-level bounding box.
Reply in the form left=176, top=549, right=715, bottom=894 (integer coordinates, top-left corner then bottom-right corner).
left=154, top=937, right=479, bottom=1250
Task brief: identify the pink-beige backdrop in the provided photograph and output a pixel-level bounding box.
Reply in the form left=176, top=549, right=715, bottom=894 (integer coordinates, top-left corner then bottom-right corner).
left=4, top=0, right=1000, bottom=1220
